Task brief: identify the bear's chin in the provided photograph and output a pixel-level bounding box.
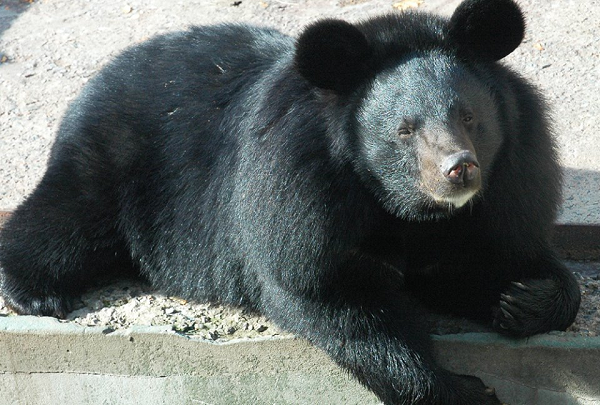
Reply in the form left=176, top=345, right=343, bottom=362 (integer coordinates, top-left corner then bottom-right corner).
left=396, top=192, right=479, bottom=222
left=431, top=189, right=479, bottom=210
left=386, top=199, right=473, bottom=222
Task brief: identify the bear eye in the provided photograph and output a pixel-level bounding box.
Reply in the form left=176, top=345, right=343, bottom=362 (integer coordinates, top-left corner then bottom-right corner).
left=462, top=114, right=474, bottom=123
left=398, top=127, right=413, bottom=138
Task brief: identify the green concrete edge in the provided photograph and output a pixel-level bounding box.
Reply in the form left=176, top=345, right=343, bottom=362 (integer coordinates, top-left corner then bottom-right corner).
left=0, top=315, right=381, bottom=405
left=432, top=330, right=600, bottom=349
left=1, top=315, right=599, bottom=405
left=431, top=332, right=600, bottom=405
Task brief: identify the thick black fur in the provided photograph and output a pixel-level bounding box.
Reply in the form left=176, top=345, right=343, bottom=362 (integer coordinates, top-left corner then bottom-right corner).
left=448, top=0, right=526, bottom=61
left=0, top=0, right=580, bottom=404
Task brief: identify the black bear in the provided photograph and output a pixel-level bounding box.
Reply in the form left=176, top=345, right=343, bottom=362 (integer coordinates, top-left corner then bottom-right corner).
left=0, top=0, right=581, bottom=403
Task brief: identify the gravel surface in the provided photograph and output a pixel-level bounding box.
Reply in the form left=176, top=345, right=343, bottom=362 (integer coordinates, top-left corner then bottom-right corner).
left=0, top=278, right=288, bottom=342
left=65, top=279, right=289, bottom=341
left=1, top=263, right=598, bottom=340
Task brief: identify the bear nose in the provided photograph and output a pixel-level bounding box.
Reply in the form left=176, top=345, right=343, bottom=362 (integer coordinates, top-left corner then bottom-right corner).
left=441, top=151, right=480, bottom=185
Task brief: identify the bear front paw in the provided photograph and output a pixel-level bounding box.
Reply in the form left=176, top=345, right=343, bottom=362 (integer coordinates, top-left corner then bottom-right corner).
left=452, top=374, right=502, bottom=405
left=493, top=278, right=580, bottom=338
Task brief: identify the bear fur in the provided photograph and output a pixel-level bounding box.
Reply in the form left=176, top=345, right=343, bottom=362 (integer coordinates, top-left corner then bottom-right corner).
left=0, top=0, right=581, bottom=403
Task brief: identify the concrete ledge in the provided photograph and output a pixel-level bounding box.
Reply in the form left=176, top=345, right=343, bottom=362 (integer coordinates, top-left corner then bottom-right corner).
left=433, top=333, right=600, bottom=405
left=1, top=316, right=599, bottom=405
left=0, top=316, right=380, bottom=405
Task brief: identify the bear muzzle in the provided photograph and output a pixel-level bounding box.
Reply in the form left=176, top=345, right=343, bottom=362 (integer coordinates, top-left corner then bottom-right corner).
left=421, top=150, right=482, bottom=209
left=441, top=151, right=480, bottom=187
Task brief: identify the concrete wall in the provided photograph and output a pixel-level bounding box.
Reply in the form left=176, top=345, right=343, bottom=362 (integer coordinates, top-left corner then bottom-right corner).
left=1, top=316, right=599, bottom=405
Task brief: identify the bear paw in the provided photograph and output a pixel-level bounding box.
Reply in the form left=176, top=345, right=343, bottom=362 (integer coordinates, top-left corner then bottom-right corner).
left=452, top=374, right=502, bottom=405
left=493, top=278, right=578, bottom=338
left=1, top=289, right=71, bottom=318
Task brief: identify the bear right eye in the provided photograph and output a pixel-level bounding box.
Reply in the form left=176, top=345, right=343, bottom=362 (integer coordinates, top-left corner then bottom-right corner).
left=398, top=127, right=413, bottom=139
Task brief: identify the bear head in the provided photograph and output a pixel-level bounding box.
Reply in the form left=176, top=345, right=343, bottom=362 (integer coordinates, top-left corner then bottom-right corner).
left=294, top=0, right=525, bottom=220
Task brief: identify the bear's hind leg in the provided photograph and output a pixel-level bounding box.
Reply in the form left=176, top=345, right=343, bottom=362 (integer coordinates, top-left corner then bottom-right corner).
left=0, top=171, right=132, bottom=318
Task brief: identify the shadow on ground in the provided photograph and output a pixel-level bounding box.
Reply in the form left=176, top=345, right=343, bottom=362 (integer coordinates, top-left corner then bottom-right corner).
left=0, top=0, right=32, bottom=36
left=0, top=0, right=32, bottom=65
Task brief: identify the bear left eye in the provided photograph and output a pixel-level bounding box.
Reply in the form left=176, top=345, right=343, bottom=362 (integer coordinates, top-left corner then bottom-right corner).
left=462, top=114, right=474, bottom=123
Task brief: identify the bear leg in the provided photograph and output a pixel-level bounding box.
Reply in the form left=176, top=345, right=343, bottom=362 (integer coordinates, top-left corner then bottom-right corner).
left=493, top=254, right=581, bottom=337
left=0, top=169, right=132, bottom=318
left=405, top=251, right=581, bottom=338
left=259, top=255, right=503, bottom=404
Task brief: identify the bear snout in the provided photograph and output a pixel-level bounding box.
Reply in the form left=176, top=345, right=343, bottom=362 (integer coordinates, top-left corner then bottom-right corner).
left=420, top=149, right=483, bottom=209
left=441, top=151, right=480, bottom=187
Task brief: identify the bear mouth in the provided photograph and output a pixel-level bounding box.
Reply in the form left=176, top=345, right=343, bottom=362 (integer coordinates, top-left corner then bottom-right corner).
left=430, top=189, right=478, bottom=209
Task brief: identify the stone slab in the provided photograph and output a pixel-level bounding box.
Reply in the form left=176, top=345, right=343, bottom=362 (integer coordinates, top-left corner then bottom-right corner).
left=1, top=316, right=599, bottom=405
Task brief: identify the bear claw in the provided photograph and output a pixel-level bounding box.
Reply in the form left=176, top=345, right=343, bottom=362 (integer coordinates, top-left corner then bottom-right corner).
left=493, top=277, right=576, bottom=338
left=511, top=281, right=529, bottom=291
left=500, top=307, right=514, bottom=320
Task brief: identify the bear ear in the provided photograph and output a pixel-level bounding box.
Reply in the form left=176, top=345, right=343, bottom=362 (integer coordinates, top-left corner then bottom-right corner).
left=448, top=0, right=525, bottom=61
left=295, top=19, right=372, bottom=93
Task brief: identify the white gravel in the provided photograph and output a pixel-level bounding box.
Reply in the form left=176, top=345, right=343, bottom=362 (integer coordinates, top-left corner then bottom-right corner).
left=63, top=279, right=289, bottom=341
